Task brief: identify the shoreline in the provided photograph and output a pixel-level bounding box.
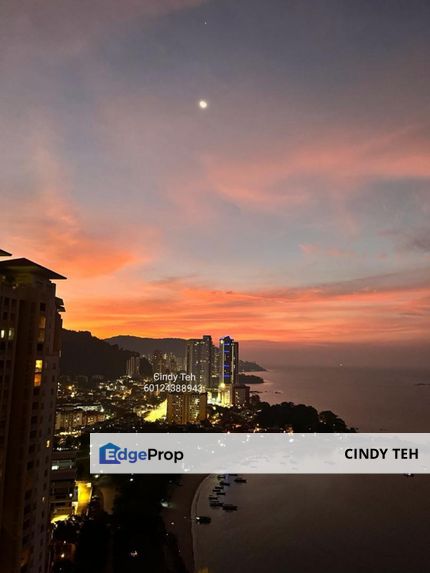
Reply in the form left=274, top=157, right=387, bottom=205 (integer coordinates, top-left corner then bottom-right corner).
left=163, top=474, right=207, bottom=573
left=190, top=474, right=211, bottom=572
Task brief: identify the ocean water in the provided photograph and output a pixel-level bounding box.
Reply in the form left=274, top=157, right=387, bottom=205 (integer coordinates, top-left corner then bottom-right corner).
left=193, top=366, right=430, bottom=573
left=251, top=366, right=430, bottom=431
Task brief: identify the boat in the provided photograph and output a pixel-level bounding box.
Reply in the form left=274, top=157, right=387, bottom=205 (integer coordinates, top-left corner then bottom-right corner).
left=219, top=481, right=230, bottom=486
left=222, top=504, right=238, bottom=511
left=196, top=516, right=211, bottom=524
left=234, top=477, right=247, bottom=483
left=209, top=501, right=223, bottom=507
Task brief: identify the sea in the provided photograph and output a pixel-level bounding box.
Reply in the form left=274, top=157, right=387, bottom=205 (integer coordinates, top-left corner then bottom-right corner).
left=192, top=366, right=430, bottom=573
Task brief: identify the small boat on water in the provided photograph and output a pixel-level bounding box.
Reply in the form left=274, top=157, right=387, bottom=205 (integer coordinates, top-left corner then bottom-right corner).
left=196, top=516, right=211, bottom=524
left=222, top=504, right=238, bottom=511
left=234, top=477, right=247, bottom=483
left=219, top=481, right=230, bottom=486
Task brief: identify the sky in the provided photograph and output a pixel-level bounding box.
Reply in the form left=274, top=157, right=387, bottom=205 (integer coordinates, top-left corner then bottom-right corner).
left=1, top=1, right=430, bottom=364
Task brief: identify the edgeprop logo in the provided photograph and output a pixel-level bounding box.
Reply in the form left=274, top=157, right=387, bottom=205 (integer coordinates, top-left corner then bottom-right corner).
left=99, top=442, right=184, bottom=465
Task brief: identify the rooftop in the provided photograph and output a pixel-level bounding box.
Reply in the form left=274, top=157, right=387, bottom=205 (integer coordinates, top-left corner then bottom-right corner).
left=0, top=258, right=66, bottom=280
left=0, top=249, right=12, bottom=257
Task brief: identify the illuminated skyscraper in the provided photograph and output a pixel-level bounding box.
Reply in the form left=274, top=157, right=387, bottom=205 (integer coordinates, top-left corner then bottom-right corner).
left=166, top=392, right=208, bottom=425
left=219, top=336, right=239, bottom=405
left=210, top=343, right=220, bottom=389
left=0, top=253, right=65, bottom=573
left=185, top=335, right=212, bottom=389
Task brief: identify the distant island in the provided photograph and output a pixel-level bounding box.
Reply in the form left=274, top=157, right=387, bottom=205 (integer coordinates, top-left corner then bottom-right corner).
left=239, top=360, right=266, bottom=372
left=238, top=373, right=265, bottom=384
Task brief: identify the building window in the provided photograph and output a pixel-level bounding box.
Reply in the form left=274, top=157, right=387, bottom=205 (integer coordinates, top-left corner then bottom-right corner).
left=38, top=315, right=46, bottom=343
left=34, top=360, right=43, bottom=387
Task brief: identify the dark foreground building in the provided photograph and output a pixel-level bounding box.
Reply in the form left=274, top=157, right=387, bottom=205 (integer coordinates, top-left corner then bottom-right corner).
left=0, top=252, right=65, bottom=573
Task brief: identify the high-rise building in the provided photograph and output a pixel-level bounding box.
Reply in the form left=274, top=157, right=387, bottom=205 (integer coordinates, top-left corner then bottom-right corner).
left=232, top=384, right=250, bottom=408
left=185, top=335, right=212, bottom=389
left=151, top=350, right=165, bottom=374
left=0, top=253, right=65, bottom=573
left=50, top=451, right=78, bottom=522
left=126, top=355, right=140, bottom=377
left=209, top=343, right=220, bottom=389
left=219, top=336, right=239, bottom=405
left=166, top=392, right=208, bottom=425
left=165, top=353, right=179, bottom=374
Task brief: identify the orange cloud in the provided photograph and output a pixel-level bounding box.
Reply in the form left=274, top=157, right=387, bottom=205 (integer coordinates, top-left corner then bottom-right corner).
left=1, top=125, right=151, bottom=279
left=63, top=269, right=430, bottom=344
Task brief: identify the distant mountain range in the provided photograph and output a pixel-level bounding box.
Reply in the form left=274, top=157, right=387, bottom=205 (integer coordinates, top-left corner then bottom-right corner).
left=105, top=335, right=266, bottom=372
left=61, top=330, right=152, bottom=378
left=105, top=335, right=187, bottom=356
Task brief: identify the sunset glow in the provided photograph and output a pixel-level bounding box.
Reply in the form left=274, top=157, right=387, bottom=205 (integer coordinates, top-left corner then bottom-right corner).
left=2, top=1, right=430, bottom=350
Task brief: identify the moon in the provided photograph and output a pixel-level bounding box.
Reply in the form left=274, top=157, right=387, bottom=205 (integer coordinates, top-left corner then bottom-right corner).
left=198, top=99, right=208, bottom=109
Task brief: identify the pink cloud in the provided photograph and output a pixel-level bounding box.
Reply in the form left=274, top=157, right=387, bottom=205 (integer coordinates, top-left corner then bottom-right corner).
left=200, top=124, right=430, bottom=212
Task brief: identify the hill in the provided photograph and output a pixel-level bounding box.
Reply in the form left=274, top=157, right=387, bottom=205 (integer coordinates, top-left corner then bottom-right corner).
left=105, top=335, right=187, bottom=356
left=60, top=329, right=152, bottom=378
left=105, top=335, right=266, bottom=371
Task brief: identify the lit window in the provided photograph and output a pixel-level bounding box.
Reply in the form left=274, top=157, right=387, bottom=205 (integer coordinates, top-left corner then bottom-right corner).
left=8, top=328, right=14, bottom=340
left=34, top=360, right=43, bottom=387
left=0, top=330, right=5, bottom=339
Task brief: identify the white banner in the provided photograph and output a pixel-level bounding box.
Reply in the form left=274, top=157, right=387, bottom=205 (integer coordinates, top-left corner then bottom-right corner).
left=90, top=433, right=430, bottom=474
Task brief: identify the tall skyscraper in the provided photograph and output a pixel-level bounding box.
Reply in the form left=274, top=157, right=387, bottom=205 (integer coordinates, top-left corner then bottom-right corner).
left=0, top=253, right=65, bottom=573
left=219, top=336, right=239, bottom=405
left=126, top=355, right=141, bottom=377
left=151, top=350, right=165, bottom=374
left=185, top=335, right=212, bottom=389
left=166, top=392, right=208, bottom=425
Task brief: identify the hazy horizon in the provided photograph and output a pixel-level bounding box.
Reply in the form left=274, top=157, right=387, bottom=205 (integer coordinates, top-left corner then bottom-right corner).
left=98, top=331, right=430, bottom=369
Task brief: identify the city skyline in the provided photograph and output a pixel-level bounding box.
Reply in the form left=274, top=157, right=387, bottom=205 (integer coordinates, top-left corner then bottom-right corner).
left=2, top=1, right=430, bottom=357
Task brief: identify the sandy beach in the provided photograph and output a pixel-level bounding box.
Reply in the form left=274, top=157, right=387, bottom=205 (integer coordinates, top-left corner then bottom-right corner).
left=163, top=475, right=207, bottom=573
